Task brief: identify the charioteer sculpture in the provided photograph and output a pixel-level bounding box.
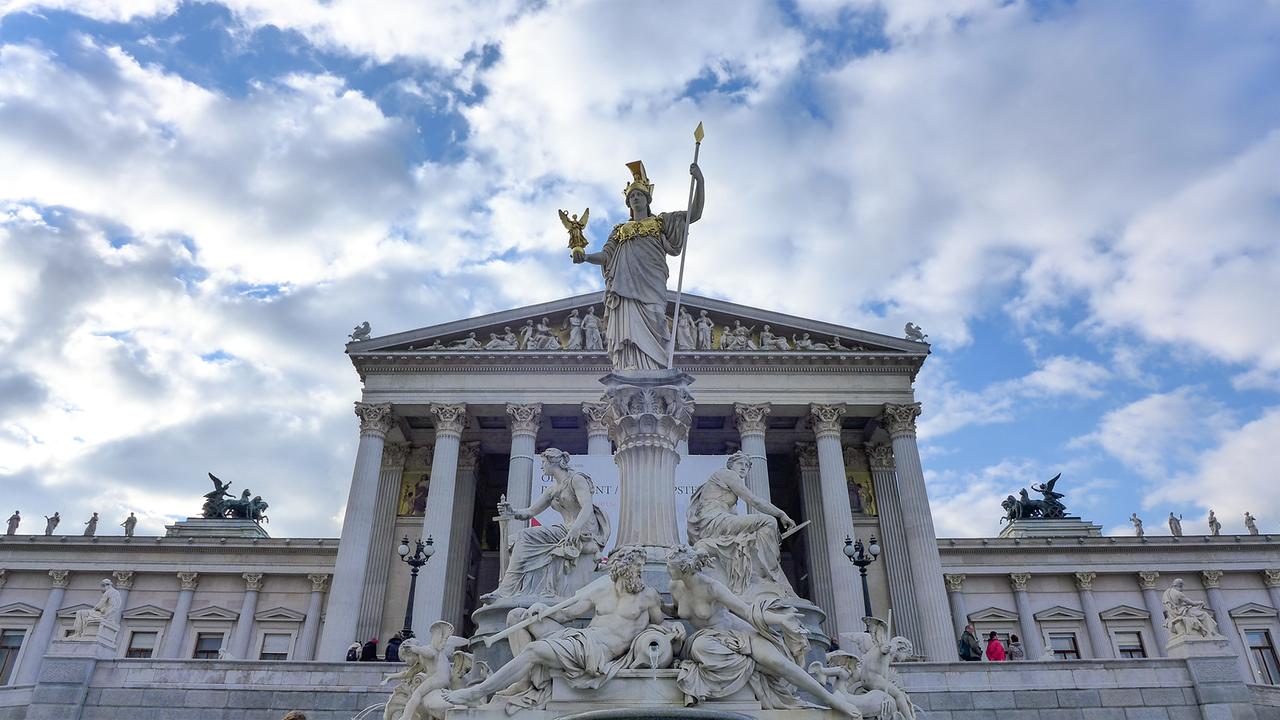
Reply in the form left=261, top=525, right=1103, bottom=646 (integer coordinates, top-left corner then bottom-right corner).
left=1001, top=473, right=1067, bottom=522
left=201, top=473, right=270, bottom=523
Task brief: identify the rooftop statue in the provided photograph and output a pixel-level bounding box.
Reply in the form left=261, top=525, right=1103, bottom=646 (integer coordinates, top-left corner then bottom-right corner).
left=1245, top=511, right=1259, bottom=535
left=201, top=473, right=269, bottom=523
left=1208, top=509, right=1221, bottom=536
left=1000, top=473, right=1067, bottom=523
left=350, top=321, right=372, bottom=343
left=1168, top=512, right=1183, bottom=537
left=903, top=323, right=928, bottom=343
left=573, top=157, right=705, bottom=371
left=1130, top=512, right=1144, bottom=537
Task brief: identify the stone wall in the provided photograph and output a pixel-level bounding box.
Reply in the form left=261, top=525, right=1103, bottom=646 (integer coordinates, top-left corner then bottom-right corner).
left=0, top=686, right=31, bottom=720
left=1252, top=684, right=1280, bottom=720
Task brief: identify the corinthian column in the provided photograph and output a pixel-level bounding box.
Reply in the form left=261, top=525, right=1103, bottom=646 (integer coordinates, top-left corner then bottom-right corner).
left=1074, top=572, right=1112, bottom=658
left=582, top=402, right=611, bottom=455
left=867, top=441, right=921, bottom=649
left=413, top=403, right=468, bottom=631
left=1201, top=570, right=1251, bottom=678
left=229, top=573, right=263, bottom=659
left=809, top=403, right=860, bottom=637
left=1137, top=571, right=1169, bottom=656
left=795, top=442, right=835, bottom=626
left=604, top=371, right=694, bottom=553
left=111, top=570, right=135, bottom=615
left=881, top=402, right=953, bottom=661
left=318, top=401, right=394, bottom=660
left=356, top=441, right=410, bottom=643
left=733, top=403, right=772, bottom=501
left=160, top=572, right=199, bottom=659
left=1009, top=572, right=1044, bottom=659
left=16, top=570, right=69, bottom=684
left=442, top=441, right=482, bottom=628
left=1265, top=571, right=1280, bottom=623
left=944, top=574, right=969, bottom=640
left=503, top=403, right=542, bottom=573
left=296, top=574, right=329, bottom=660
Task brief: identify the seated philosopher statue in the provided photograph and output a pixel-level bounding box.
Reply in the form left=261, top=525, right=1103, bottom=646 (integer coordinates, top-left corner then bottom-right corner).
left=1162, top=578, right=1221, bottom=639
left=687, top=451, right=798, bottom=601
left=484, top=448, right=610, bottom=600
left=71, top=579, right=123, bottom=638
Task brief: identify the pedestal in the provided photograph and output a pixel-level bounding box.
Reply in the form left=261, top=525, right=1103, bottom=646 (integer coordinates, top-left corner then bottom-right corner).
left=998, top=517, right=1103, bottom=539
left=164, top=517, right=269, bottom=538
left=601, top=369, right=695, bottom=564
left=25, top=630, right=119, bottom=720
left=1166, top=633, right=1234, bottom=658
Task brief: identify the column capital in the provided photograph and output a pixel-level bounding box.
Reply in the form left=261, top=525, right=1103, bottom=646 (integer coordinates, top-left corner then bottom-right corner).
left=944, top=574, right=966, bottom=592
left=242, top=573, right=264, bottom=592
left=1074, top=571, right=1097, bottom=591
left=733, top=402, right=771, bottom=437
left=49, top=569, right=70, bottom=588
left=354, top=402, right=396, bottom=438
left=808, top=403, right=847, bottom=439
left=582, top=401, right=610, bottom=437
left=881, top=402, right=922, bottom=438
left=430, top=403, right=468, bottom=438
left=794, top=442, right=819, bottom=468
left=381, top=441, right=412, bottom=469
left=506, top=403, right=543, bottom=436
left=177, top=571, right=199, bottom=591
left=1264, top=569, right=1280, bottom=588
left=459, top=440, right=482, bottom=469
left=864, top=442, right=894, bottom=470
left=307, top=574, right=331, bottom=593
left=112, top=570, right=135, bottom=590
left=1009, top=572, right=1031, bottom=592
left=1200, top=569, right=1223, bottom=588
left=1137, top=570, right=1160, bottom=590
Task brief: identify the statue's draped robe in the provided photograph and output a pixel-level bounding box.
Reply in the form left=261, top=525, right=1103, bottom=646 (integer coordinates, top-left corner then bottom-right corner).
left=676, top=599, right=811, bottom=710
left=687, top=469, right=796, bottom=601
left=600, top=212, right=688, bottom=370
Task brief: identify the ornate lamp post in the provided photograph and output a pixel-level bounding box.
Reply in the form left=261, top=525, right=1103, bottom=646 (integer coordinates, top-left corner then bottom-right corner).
left=396, top=535, right=435, bottom=640
left=843, top=534, right=881, bottom=619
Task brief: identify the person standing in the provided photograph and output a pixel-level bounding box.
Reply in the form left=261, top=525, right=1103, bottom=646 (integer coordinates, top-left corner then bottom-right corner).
left=344, top=642, right=360, bottom=662
left=958, top=624, right=982, bottom=661
left=1007, top=633, right=1026, bottom=661
left=384, top=633, right=402, bottom=663
left=985, top=631, right=1007, bottom=661
left=359, top=638, right=378, bottom=661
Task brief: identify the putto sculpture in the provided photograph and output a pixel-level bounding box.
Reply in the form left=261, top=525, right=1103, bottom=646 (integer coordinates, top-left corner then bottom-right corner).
left=1000, top=473, right=1067, bottom=522
left=809, top=617, right=918, bottom=719
left=382, top=621, right=487, bottom=720
left=201, top=473, right=269, bottom=523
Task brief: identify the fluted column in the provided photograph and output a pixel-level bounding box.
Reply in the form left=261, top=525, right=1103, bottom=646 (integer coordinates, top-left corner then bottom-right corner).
left=318, top=401, right=395, bottom=660
left=881, top=402, right=953, bottom=661
left=1010, top=573, right=1044, bottom=659
left=605, top=372, right=693, bottom=552
left=15, top=570, right=69, bottom=684
left=1202, top=570, right=1251, bottom=677
left=582, top=402, right=611, bottom=455
left=112, top=570, right=135, bottom=615
left=945, top=574, right=969, bottom=641
left=504, top=404, right=543, bottom=573
left=297, top=574, right=329, bottom=660
left=809, top=404, right=860, bottom=637
left=160, top=572, right=199, bottom=659
left=795, top=443, right=835, bottom=627
left=442, top=442, right=481, bottom=629
left=229, top=573, right=263, bottom=659
left=734, top=403, right=772, bottom=501
left=1138, top=571, right=1169, bottom=656
left=414, top=403, right=468, bottom=631
left=1264, top=571, right=1280, bottom=618
left=356, top=441, right=410, bottom=643
left=867, top=441, right=921, bottom=649
left=1074, top=572, right=1112, bottom=658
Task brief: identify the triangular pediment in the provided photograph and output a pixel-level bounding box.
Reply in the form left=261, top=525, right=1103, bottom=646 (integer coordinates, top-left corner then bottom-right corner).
left=1034, top=605, right=1086, bottom=622
left=1229, top=602, right=1278, bottom=619
left=254, top=606, right=306, bottom=622
left=350, top=292, right=931, bottom=356
left=56, top=603, right=95, bottom=619
left=1099, top=605, right=1150, bottom=621
left=123, top=604, right=174, bottom=621
left=0, top=602, right=42, bottom=619
left=188, top=605, right=239, bottom=621
left=969, top=606, right=1020, bottom=622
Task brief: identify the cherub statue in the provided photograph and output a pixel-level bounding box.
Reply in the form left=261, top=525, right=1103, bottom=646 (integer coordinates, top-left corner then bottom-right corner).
left=903, top=323, right=927, bottom=343
left=808, top=652, right=898, bottom=719
left=383, top=621, right=486, bottom=720
left=835, top=617, right=917, bottom=719
left=350, top=321, right=372, bottom=342
left=558, top=208, right=590, bottom=260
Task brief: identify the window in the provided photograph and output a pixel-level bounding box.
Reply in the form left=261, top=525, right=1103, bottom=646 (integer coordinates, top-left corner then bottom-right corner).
left=1246, top=630, right=1280, bottom=685
left=1048, top=632, right=1081, bottom=660
left=125, top=631, right=158, bottom=659
left=0, top=629, right=24, bottom=685
left=259, top=633, right=291, bottom=661
left=192, top=633, right=223, bottom=660
left=1114, top=631, right=1147, bottom=659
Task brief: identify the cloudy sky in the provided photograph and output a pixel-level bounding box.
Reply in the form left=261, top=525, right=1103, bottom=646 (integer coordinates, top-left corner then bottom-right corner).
left=2, top=0, right=1278, bottom=540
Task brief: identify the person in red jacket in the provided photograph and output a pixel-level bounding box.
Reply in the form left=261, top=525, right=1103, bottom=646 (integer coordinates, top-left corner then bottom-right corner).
left=985, top=631, right=1007, bottom=661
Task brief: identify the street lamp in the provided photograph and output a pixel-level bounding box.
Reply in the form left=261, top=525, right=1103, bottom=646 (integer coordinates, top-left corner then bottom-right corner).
left=396, top=535, right=435, bottom=640
left=843, top=534, right=880, bottom=619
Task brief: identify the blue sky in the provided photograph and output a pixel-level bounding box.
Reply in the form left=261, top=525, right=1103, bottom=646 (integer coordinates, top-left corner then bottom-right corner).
left=1, top=0, right=1278, bottom=539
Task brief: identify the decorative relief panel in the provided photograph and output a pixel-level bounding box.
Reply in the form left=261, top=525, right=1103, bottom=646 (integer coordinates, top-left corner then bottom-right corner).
left=398, top=468, right=431, bottom=517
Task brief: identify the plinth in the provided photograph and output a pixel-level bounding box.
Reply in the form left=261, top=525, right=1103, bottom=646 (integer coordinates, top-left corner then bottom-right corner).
left=998, top=517, right=1102, bottom=539
left=601, top=369, right=695, bottom=564
left=164, top=517, right=270, bottom=538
